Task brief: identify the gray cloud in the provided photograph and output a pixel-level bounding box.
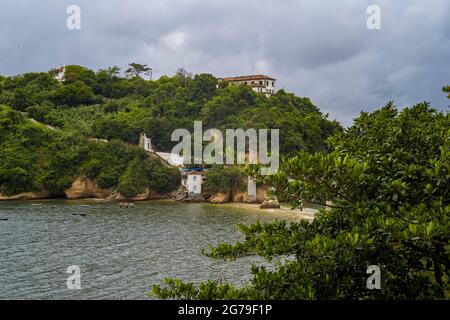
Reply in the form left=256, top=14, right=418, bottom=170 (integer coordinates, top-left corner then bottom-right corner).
left=0, top=0, right=448, bottom=126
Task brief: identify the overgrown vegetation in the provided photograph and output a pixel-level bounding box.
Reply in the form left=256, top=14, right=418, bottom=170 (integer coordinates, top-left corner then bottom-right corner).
left=0, top=64, right=340, bottom=197
left=0, top=64, right=341, bottom=153
left=0, top=104, right=178, bottom=197
left=203, top=165, right=246, bottom=194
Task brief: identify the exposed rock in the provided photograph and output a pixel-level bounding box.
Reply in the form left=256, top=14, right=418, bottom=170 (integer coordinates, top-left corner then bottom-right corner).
left=114, top=188, right=168, bottom=201
left=260, top=198, right=280, bottom=209
left=209, top=191, right=231, bottom=204
left=171, top=186, right=188, bottom=201
left=146, top=189, right=169, bottom=200
left=0, top=190, right=52, bottom=201
left=64, top=176, right=113, bottom=199
left=169, top=188, right=182, bottom=200
left=175, top=193, right=185, bottom=201
left=231, top=184, right=244, bottom=203
left=202, top=191, right=212, bottom=200
left=182, top=196, right=205, bottom=203
left=114, top=190, right=149, bottom=201
left=256, top=185, right=270, bottom=203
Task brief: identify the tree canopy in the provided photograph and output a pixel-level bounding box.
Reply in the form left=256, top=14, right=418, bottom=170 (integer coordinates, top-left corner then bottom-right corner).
left=444, top=86, right=450, bottom=99
left=0, top=104, right=178, bottom=197
left=0, top=65, right=341, bottom=154
left=0, top=64, right=340, bottom=197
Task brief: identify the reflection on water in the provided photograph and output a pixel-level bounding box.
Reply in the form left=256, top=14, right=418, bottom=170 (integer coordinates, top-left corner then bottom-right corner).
left=0, top=200, right=297, bottom=299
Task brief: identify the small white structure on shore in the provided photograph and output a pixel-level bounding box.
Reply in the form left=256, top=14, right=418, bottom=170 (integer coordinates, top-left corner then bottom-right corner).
left=139, top=133, right=154, bottom=152
left=183, top=171, right=205, bottom=195
left=247, top=176, right=257, bottom=203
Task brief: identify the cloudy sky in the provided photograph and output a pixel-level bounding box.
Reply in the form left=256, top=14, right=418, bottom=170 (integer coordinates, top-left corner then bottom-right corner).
left=0, top=0, right=449, bottom=126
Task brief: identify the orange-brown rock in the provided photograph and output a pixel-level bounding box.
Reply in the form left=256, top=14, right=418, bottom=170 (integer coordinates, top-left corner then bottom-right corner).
left=260, top=198, right=280, bottom=209
left=256, top=185, right=270, bottom=203
left=209, top=191, right=231, bottom=204
left=0, top=190, right=52, bottom=201
left=64, top=176, right=114, bottom=199
left=231, top=184, right=245, bottom=203
left=114, top=188, right=168, bottom=201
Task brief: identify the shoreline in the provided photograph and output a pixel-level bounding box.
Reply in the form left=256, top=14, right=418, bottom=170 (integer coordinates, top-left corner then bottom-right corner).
left=214, top=202, right=318, bottom=220
left=0, top=197, right=318, bottom=220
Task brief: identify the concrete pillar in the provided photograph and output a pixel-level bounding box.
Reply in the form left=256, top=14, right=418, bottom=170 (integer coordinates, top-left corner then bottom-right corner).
left=247, top=176, right=257, bottom=203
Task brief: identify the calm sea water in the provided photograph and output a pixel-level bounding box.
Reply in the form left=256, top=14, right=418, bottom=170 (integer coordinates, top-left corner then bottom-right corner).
left=0, top=200, right=294, bottom=300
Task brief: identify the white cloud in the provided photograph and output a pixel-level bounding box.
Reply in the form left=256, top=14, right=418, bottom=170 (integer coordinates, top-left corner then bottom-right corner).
left=162, top=31, right=187, bottom=50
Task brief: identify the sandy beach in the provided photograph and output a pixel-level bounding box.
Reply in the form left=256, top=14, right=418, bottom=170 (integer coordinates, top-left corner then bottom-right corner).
left=211, top=202, right=319, bottom=221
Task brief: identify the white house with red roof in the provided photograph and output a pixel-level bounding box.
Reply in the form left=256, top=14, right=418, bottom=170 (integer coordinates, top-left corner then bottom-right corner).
left=220, top=74, right=276, bottom=97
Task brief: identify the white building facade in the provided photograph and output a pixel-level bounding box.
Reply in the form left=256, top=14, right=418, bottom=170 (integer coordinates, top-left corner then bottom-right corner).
left=185, top=172, right=204, bottom=194
left=221, top=75, right=276, bottom=97
left=54, top=66, right=66, bottom=82
left=139, top=133, right=153, bottom=152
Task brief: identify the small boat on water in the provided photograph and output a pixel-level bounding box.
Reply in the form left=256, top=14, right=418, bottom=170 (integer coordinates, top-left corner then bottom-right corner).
left=0, top=218, right=8, bottom=221
left=119, top=202, right=135, bottom=209
left=72, top=213, right=86, bottom=217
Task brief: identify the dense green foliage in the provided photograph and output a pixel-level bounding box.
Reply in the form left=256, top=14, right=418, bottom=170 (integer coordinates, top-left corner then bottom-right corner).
left=152, top=103, right=450, bottom=299
left=0, top=104, right=178, bottom=197
left=444, top=86, right=450, bottom=99
left=0, top=65, right=341, bottom=153
left=0, top=64, right=340, bottom=197
left=117, top=156, right=180, bottom=196
left=203, top=165, right=246, bottom=194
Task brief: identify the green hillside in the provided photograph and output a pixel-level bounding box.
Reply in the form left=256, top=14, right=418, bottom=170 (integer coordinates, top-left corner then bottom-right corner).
left=0, top=64, right=341, bottom=196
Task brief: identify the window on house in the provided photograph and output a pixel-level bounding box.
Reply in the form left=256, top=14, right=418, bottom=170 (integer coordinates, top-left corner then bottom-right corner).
left=193, top=185, right=197, bottom=191
left=193, top=176, right=197, bottom=181
left=259, top=81, right=263, bottom=85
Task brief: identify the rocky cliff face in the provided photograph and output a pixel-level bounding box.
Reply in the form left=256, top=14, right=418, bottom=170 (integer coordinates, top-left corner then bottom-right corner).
left=63, top=176, right=169, bottom=201
left=114, top=188, right=169, bottom=201
left=209, top=184, right=271, bottom=204
left=1, top=176, right=273, bottom=205
left=0, top=176, right=169, bottom=202
left=260, top=198, right=280, bottom=209
left=231, top=184, right=245, bottom=202
left=256, top=185, right=269, bottom=203
left=0, top=190, right=53, bottom=201
left=64, top=176, right=114, bottom=199
left=209, top=191, right=231, bottom=204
